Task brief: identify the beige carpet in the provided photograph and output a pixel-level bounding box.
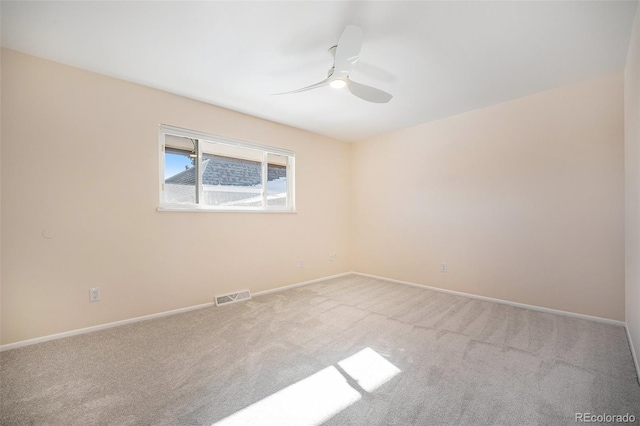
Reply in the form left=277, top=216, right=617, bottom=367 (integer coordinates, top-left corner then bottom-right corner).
left=1, top=275, right=639, bottom=425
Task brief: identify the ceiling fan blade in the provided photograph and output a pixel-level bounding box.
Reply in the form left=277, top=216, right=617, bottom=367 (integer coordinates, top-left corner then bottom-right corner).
left=272, top=79, right=329, bottom=95
left=346, top=79, right=393, bottom=103
left=333, top=25, right=363, bottom=76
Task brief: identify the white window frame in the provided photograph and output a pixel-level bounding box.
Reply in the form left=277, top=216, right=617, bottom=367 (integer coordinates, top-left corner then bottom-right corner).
left=158, top=124, right=296, bottom=213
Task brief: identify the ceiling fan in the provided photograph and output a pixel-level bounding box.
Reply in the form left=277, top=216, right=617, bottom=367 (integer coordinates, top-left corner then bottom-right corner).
left=274, top=25, right=393, bottom=104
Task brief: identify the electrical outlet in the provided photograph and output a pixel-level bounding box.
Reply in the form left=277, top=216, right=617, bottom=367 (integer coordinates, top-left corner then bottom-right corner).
left=440, top=262, right=447, bottom=273
left=89, top=287, right=101, bottom=302
left=299, top=259, right=304, bottom=268
left=329, top=253, right=335, bottom=261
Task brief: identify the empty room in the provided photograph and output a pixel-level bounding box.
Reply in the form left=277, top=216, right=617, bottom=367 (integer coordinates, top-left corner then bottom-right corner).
left=2, top=1, right=640, bottom=424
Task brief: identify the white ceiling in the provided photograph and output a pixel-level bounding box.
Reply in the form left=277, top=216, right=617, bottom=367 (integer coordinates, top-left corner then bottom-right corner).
left=2, top=1, right=637, bottom=142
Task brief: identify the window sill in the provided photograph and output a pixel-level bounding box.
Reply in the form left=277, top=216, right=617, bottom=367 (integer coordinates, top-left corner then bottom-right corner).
left=157, top=206, right=297, bottom=214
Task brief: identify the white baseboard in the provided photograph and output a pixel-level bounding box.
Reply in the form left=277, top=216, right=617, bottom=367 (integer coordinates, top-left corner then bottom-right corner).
left=0, top=272, right=352, bottom=352
left=1, top=271, right=628, bottom=352
left=253, top=272, right=352, bottom=297
left=353, top=272, right=626, bottom=327
left=625, top=324, right=640, bottom=383
left=0, top=301, right=216, bottom=352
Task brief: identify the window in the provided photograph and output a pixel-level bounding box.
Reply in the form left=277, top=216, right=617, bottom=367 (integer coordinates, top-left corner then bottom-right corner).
left=159, top=125, right=295, bottom=212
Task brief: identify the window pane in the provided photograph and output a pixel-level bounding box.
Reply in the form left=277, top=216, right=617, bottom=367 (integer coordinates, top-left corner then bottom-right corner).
left=164, top=150, right=196, bottom=204
left=267, top=154, right=288, bottom=207
left=160, top=126, right=295, bottom=212
left=200, top=144, right=263, bottom=207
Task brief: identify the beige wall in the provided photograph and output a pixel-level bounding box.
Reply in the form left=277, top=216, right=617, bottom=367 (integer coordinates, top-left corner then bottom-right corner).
left=625, top=5, right=640, bottom=373
left=0, top=49, right=351, bottom=345
left=352, top=73, right=625, bottom=321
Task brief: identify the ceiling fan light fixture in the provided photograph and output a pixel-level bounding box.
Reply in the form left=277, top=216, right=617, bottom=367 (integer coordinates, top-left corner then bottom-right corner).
left=330, top=79, right=347, bottom=89
left=272, top=25, right=392, bottom=103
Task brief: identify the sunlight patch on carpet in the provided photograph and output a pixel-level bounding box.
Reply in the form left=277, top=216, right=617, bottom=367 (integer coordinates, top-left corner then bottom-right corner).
left=338, top=347, right=402, bottom=392
left=212, top=347, right=402, bottom=426
left=212, top=366, right=361, bottom=426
